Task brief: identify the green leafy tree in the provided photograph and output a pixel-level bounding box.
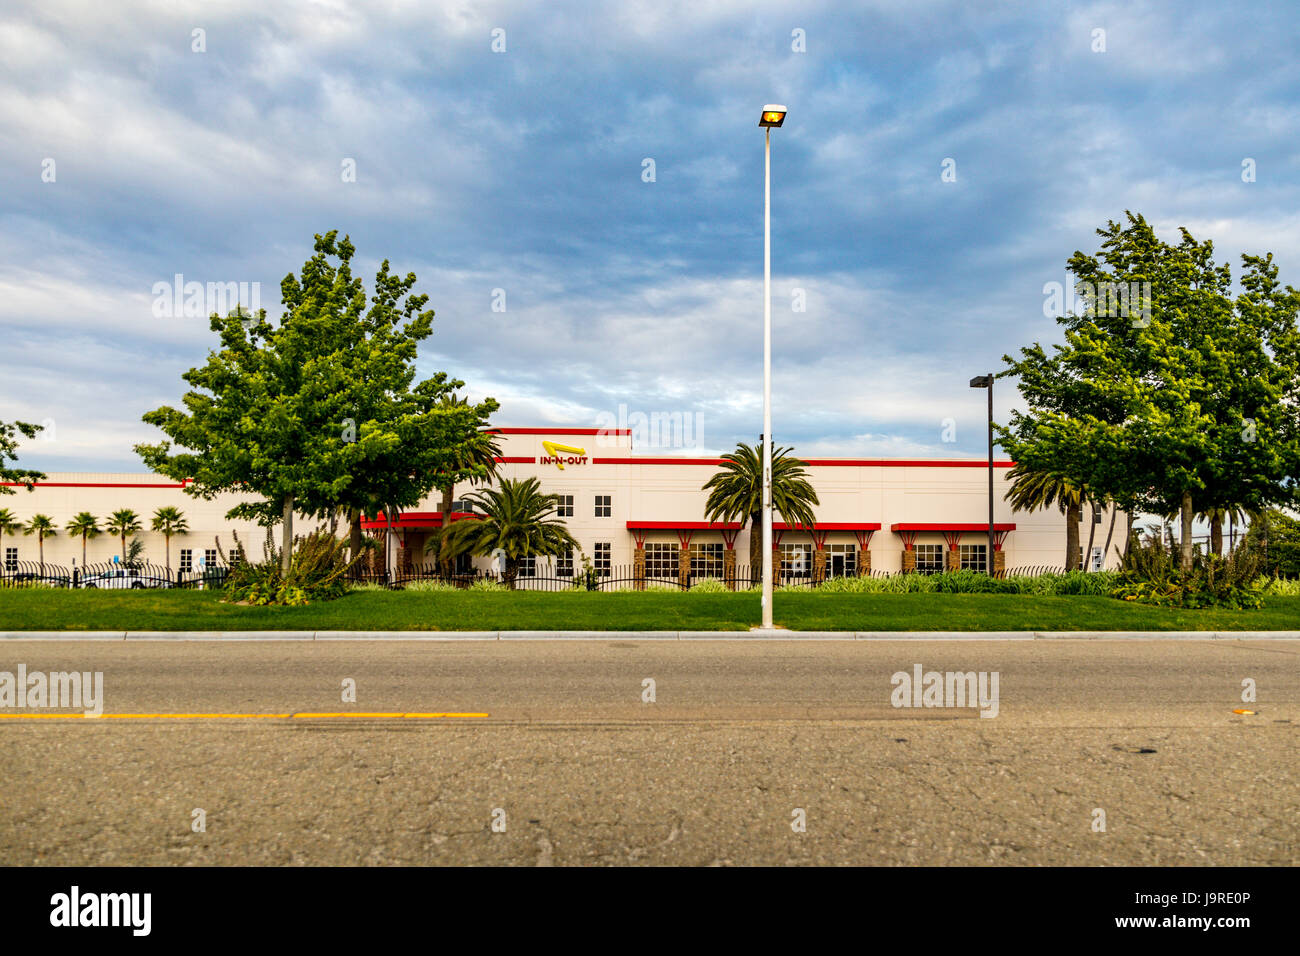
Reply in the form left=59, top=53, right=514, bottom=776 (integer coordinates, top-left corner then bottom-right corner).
left=0, top=420, right=45, bottom=493
left=150, top=506, right=189, bottom=571
left=1243, top=508, right=1300, bottom=577
left=106, top=509, right=141, bottom=563
left=702, top=441, right=820, bottom=579
left=430, top=477, right=579, bottom=588
left=24, top=514, right=57, bottom=574
left=65, top=512, right=101, bottom=566
left=137, top=233, right=499, bottom=576
left=1000, top=212, right=1300, bottom=572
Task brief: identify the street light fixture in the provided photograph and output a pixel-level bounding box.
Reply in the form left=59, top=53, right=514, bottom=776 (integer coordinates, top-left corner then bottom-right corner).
left=756, top=105, right=787, bottom=629
left=969, top=374, right=995, bottom=575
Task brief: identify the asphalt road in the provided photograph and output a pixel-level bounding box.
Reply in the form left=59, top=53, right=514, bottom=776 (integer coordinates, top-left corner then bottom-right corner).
left=1, top=640, right=1295, bottom=865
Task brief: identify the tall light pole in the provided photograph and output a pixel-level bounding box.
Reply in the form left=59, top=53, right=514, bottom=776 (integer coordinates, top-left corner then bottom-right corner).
left=758, top=105, right=786, bottom=629
left=969, top=374, right=995, bottom=574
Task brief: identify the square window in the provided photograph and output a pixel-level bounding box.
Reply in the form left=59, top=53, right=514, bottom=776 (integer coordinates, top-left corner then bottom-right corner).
left=519, top=555, right=536, bottom=577
left=779, top=543, right=812, bottom=577
left=690, top=542, right=723, bottom=578
left=644, top=542, right=678, bottom=578
left=914, top=543, right=944, bottom=574
left=204, top=549, right=218, bottom=568
left=594, top=494, right=612, bottom=518
left=959, top=543, right=987, bottom=573
left=555, top=495, right=574, bottom=518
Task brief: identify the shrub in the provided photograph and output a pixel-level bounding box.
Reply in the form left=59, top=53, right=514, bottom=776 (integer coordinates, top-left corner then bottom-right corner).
left=1111, top=538, right=1267, bottom=609
left=688, top=578, right=730, bottom=593
left=225, top=528, right=360, bottom=606
left=467, top=578, right=508, bottom=592
left=403, top=579, right=462, bottom=592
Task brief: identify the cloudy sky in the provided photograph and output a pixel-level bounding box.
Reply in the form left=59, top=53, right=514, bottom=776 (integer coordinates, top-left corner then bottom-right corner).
left=3, top=0, right=1298, bottom=471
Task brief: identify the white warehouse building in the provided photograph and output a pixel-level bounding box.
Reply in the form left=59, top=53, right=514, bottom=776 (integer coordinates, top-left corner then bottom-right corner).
left=2, top=426, right=1120, bottom=584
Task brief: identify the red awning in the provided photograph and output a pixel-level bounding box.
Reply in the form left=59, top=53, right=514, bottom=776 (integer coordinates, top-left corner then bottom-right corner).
left=626, top=521, right=881, bottom=532
left=359, top=512, right=482, bottom=531
left=890, top=523, right=1016, bottom=532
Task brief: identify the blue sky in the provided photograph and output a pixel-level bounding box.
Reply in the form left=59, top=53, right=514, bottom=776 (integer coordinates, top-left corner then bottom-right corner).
left=3, top=0, right=1299, bottom=471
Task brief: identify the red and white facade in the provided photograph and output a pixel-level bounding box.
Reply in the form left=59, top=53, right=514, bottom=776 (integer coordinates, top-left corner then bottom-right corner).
left=2, top=426, right=1120, bottom=577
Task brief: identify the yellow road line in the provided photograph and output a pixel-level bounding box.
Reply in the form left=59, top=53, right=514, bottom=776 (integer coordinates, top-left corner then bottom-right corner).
left=0, top=712, right=488, bottom=720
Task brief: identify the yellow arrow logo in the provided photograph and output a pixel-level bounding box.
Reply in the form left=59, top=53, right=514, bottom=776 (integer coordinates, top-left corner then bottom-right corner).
left=542, top=441, right=587, bottom=470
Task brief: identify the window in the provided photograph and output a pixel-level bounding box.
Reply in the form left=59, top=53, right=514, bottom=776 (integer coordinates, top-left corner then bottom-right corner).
left=779, top=543, right=812, bottom=578
left=204, top=548, right=218, bottom=569
left=594, top=494, right=612, bottom=518
left=555, top=550, right=574, bottom=577
left=1094, top=508, right=1104, bottom=524
left=179, top=549, right=193, bottom=573
left=644, top=542, right=678, bottom=578
left=690, top=542, right=724, bottom=578
left=555, top=495, right=574, bottom=518
left=915, top=544, right=944, bottom=574
left=4, top=547, right=16, bottom=572
left=1090, top=547, right=1104, bottom=571
left=593, top=542, right=611, bottom=577
left=228, top=549, right=240, bottom=566
left=825, top=543, right=856, bottom=578
left=518, top=555, right=536, bottom=577
left=960, top=543, right=987, bottom=573
left=451, top=498, right=475, bottom=514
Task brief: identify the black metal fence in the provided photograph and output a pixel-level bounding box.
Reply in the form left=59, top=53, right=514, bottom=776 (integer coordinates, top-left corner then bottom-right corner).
left=345, top=562, right=1079, bottom=592
left=0, top=560, right=228, bottom=590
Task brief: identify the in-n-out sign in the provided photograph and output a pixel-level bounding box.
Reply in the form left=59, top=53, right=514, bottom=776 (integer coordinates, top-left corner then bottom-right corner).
left=541, top=440, right=588, bottom=470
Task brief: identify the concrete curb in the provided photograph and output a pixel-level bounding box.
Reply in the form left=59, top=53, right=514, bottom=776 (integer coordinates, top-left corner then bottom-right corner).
left=1, top=630, right=1298, bottom=641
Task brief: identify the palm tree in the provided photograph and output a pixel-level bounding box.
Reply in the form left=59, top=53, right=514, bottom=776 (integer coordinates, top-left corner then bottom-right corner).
left=429, top=477, right=579, bottom=588
left=23, top=514, right=57, bottom=575
left=1003, top=465, right=1087, bottom=571
left=430, top=398, right=503, bottom=574
left=702, top=441, right=820, bottom=579
left=105, top=509, right=141, bottom=563
left=0, top=508, right=21, bottom=570
left=150, top=506, right=189, bottom=572
left=65, top=512, right=101, bottom=565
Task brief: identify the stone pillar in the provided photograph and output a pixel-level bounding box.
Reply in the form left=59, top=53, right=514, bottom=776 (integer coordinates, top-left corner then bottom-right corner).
left=812, top=547, right=827, bottom=584
left=901, top=550, right=915, bottom=573
left=678, top=548, right=691, bottom=590
left=633, top=546, right=646, bottom=591
left=724, top=548, right=737, bottom=590
left=945, top=547, right=961, bottom=571
left=856, top=549, right=871, bottom=576
left=993, top=549, right=1006, bottom=576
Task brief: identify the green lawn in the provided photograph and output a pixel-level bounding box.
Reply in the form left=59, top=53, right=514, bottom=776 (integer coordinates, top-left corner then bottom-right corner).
left=1, top=589, right=1298, bottom=631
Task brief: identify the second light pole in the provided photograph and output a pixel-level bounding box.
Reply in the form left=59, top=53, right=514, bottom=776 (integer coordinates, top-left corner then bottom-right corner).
left=758, top=104, right=786, bottom=629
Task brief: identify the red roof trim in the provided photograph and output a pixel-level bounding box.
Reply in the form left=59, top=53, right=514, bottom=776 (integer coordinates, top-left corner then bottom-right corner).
left=493, top=456, right=536, bottom=464
left=594, top=458, right=1015, bottom=468
left=626, top=520, right=743, bottom=530
left=777, top=522, right=882, bottom=531
left=0, top=479, right=193, bottom=489
left=359, top=512, right=482, bottom=530
left=890, top=523, right=1017, bottom=532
